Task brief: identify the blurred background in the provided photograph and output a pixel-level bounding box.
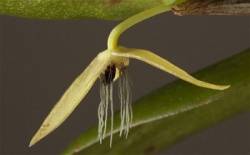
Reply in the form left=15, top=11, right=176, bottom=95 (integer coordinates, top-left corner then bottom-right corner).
left=0, top=12, right=250, bottom=155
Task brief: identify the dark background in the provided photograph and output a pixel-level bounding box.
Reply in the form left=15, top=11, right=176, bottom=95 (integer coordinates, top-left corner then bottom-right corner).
left=0, top=12, right=250, bottom=155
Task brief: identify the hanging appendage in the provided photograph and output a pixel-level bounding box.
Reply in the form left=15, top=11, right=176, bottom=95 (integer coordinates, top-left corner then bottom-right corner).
left=118, top=69, right=132, bottom=138
left=98, top=64, right=132, bottom=146
left=98, top=65, right=116, bottom=146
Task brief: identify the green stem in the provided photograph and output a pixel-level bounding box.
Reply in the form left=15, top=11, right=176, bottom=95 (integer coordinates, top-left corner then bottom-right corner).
left=0, top=0, right=182, bottom=20
left=62, top=48, right=250, bottom=155
left=107, top=5, right=171, bottom=50
left=0, top=0, right=249, bottom=20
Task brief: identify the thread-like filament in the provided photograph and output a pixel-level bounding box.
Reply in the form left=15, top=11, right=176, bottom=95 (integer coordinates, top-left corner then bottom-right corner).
left=118, top=69, right=132, bottom=138
left=98, top=68, right=132, bottom=147
left=98, top=81, right=114, bottom=146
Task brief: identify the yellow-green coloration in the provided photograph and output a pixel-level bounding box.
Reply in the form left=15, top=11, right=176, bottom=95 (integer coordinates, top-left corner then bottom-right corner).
left=29, top=4, right=230, bottom=147
left=0, top=0, right=188, bottom=20
left=113, top=47, right=229, bottom=90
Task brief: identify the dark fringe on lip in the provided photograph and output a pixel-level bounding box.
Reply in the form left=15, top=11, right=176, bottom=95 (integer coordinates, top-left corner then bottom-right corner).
left=102, top=64, right=116, bottom=85
left=98, top=68, right=132, bottom=147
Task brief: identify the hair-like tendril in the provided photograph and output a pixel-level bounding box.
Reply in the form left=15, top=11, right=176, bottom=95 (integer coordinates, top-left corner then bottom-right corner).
left=98, top=68, right=132, bottom=146
left=118, top=69, right=132, bottom=138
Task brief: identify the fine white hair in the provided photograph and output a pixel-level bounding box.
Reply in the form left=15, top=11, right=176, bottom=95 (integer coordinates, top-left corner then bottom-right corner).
left=98, top=68, right=132, bottom=147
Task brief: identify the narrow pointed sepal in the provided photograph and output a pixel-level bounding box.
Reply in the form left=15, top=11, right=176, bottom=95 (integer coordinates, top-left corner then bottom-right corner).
left=29, top=51, right=111, bottom=147
left=113, top=47, right=230, bottom=91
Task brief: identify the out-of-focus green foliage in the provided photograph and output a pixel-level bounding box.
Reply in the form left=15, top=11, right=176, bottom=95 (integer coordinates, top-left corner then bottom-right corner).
left=63, top=48, right=250, bottom=155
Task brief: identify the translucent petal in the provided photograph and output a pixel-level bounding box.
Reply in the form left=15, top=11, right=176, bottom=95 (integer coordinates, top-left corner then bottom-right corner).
left=29, top=51, right=111, bottom=147
left=113, top=48, right=230, bottom=90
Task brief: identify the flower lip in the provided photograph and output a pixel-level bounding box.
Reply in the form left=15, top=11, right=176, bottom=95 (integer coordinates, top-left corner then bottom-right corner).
left=102, top=64, right=116, bottom=84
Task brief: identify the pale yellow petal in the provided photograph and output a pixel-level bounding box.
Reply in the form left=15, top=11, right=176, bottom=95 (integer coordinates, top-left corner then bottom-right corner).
left=29, top=51, right=111, bottom=147
left=113, top=48, right=230, bottom=90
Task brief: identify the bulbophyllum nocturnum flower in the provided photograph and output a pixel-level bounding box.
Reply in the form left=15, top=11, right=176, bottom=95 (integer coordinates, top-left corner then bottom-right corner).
left=29, top=5, right=230, bottom=147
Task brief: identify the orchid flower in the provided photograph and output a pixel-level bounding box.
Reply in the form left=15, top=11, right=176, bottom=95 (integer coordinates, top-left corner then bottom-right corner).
left=29, top=5, right=230, bottom=147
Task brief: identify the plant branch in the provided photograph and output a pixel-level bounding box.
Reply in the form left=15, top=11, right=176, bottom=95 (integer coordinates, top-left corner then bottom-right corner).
left=0, top=0, right=249, bottom=20
left=173, top=0, right=250, bottom=16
